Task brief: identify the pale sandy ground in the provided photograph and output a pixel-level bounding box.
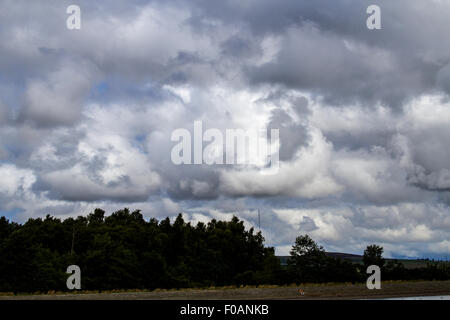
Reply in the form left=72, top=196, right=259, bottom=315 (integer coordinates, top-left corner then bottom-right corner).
left=0, top=280, right=449, bottom=300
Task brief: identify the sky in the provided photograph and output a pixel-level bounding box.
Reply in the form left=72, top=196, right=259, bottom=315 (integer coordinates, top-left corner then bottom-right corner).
left=0, top=0, right=450, bottom=259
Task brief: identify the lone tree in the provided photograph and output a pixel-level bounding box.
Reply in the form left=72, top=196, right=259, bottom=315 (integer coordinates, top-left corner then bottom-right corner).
left=363, top=244, right=385, bottom=269
left=288, top=234, right=327, bottom=283
left=290, top=234, right=325, bottom=257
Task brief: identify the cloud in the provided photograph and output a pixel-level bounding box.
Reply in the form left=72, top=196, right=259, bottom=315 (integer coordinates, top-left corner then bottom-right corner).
left=0, top=164, right=35, bottom=199
left=0, top=100, right=8, bottom=125
left=20, top=61, right=95, bottom=127
left=219, top=127, right=343, bottom=198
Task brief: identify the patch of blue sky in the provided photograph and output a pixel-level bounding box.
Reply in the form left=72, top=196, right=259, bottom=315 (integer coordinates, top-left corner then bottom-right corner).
left=87, top=77, right=173, bottom=106
left=132, top=135, right=147, bottom=154
left=0, top=208, right=24, bottom=221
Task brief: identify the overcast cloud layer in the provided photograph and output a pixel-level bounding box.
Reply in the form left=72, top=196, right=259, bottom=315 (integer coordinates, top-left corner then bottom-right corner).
left=1, top=0, right=449, bottom=258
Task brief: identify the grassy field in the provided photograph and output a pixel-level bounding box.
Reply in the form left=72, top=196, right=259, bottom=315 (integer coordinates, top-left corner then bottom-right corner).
left=1, top=280, right=449, bottom=300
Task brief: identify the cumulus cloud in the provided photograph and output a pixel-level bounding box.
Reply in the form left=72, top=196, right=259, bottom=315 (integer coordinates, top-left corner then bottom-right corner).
left=219, top=127, right=343, bottom=198
left=20, top=61, right=95, bottom=127
left=0, top=164, right=35, bottom=199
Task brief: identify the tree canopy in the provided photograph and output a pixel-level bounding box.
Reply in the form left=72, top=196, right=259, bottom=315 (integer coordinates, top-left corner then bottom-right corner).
left=363, top=244, right=385, bottom=269
left=0, top=209, right=281, bottom=292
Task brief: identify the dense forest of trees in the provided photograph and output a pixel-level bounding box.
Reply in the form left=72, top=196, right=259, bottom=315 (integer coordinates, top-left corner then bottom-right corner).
left=0, top=208, right=449, bottom=293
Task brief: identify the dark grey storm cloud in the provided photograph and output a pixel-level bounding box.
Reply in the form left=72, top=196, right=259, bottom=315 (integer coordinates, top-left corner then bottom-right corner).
left=187, top=0, right=450, bottom=107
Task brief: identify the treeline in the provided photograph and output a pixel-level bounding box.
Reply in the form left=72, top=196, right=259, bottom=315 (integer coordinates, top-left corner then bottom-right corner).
left=288, top=235, right=450, bottom=284
left=0, top=209, right=282, bottom=292
left=0, top=209, right=449, bottom=293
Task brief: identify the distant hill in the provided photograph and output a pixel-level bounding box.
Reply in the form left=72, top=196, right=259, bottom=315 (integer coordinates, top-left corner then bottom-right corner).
left=277, top=252, right=362, bottom=266
left=325, top=252, right=363, bottom=262
left=277, top=253, right=447, bottom=269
